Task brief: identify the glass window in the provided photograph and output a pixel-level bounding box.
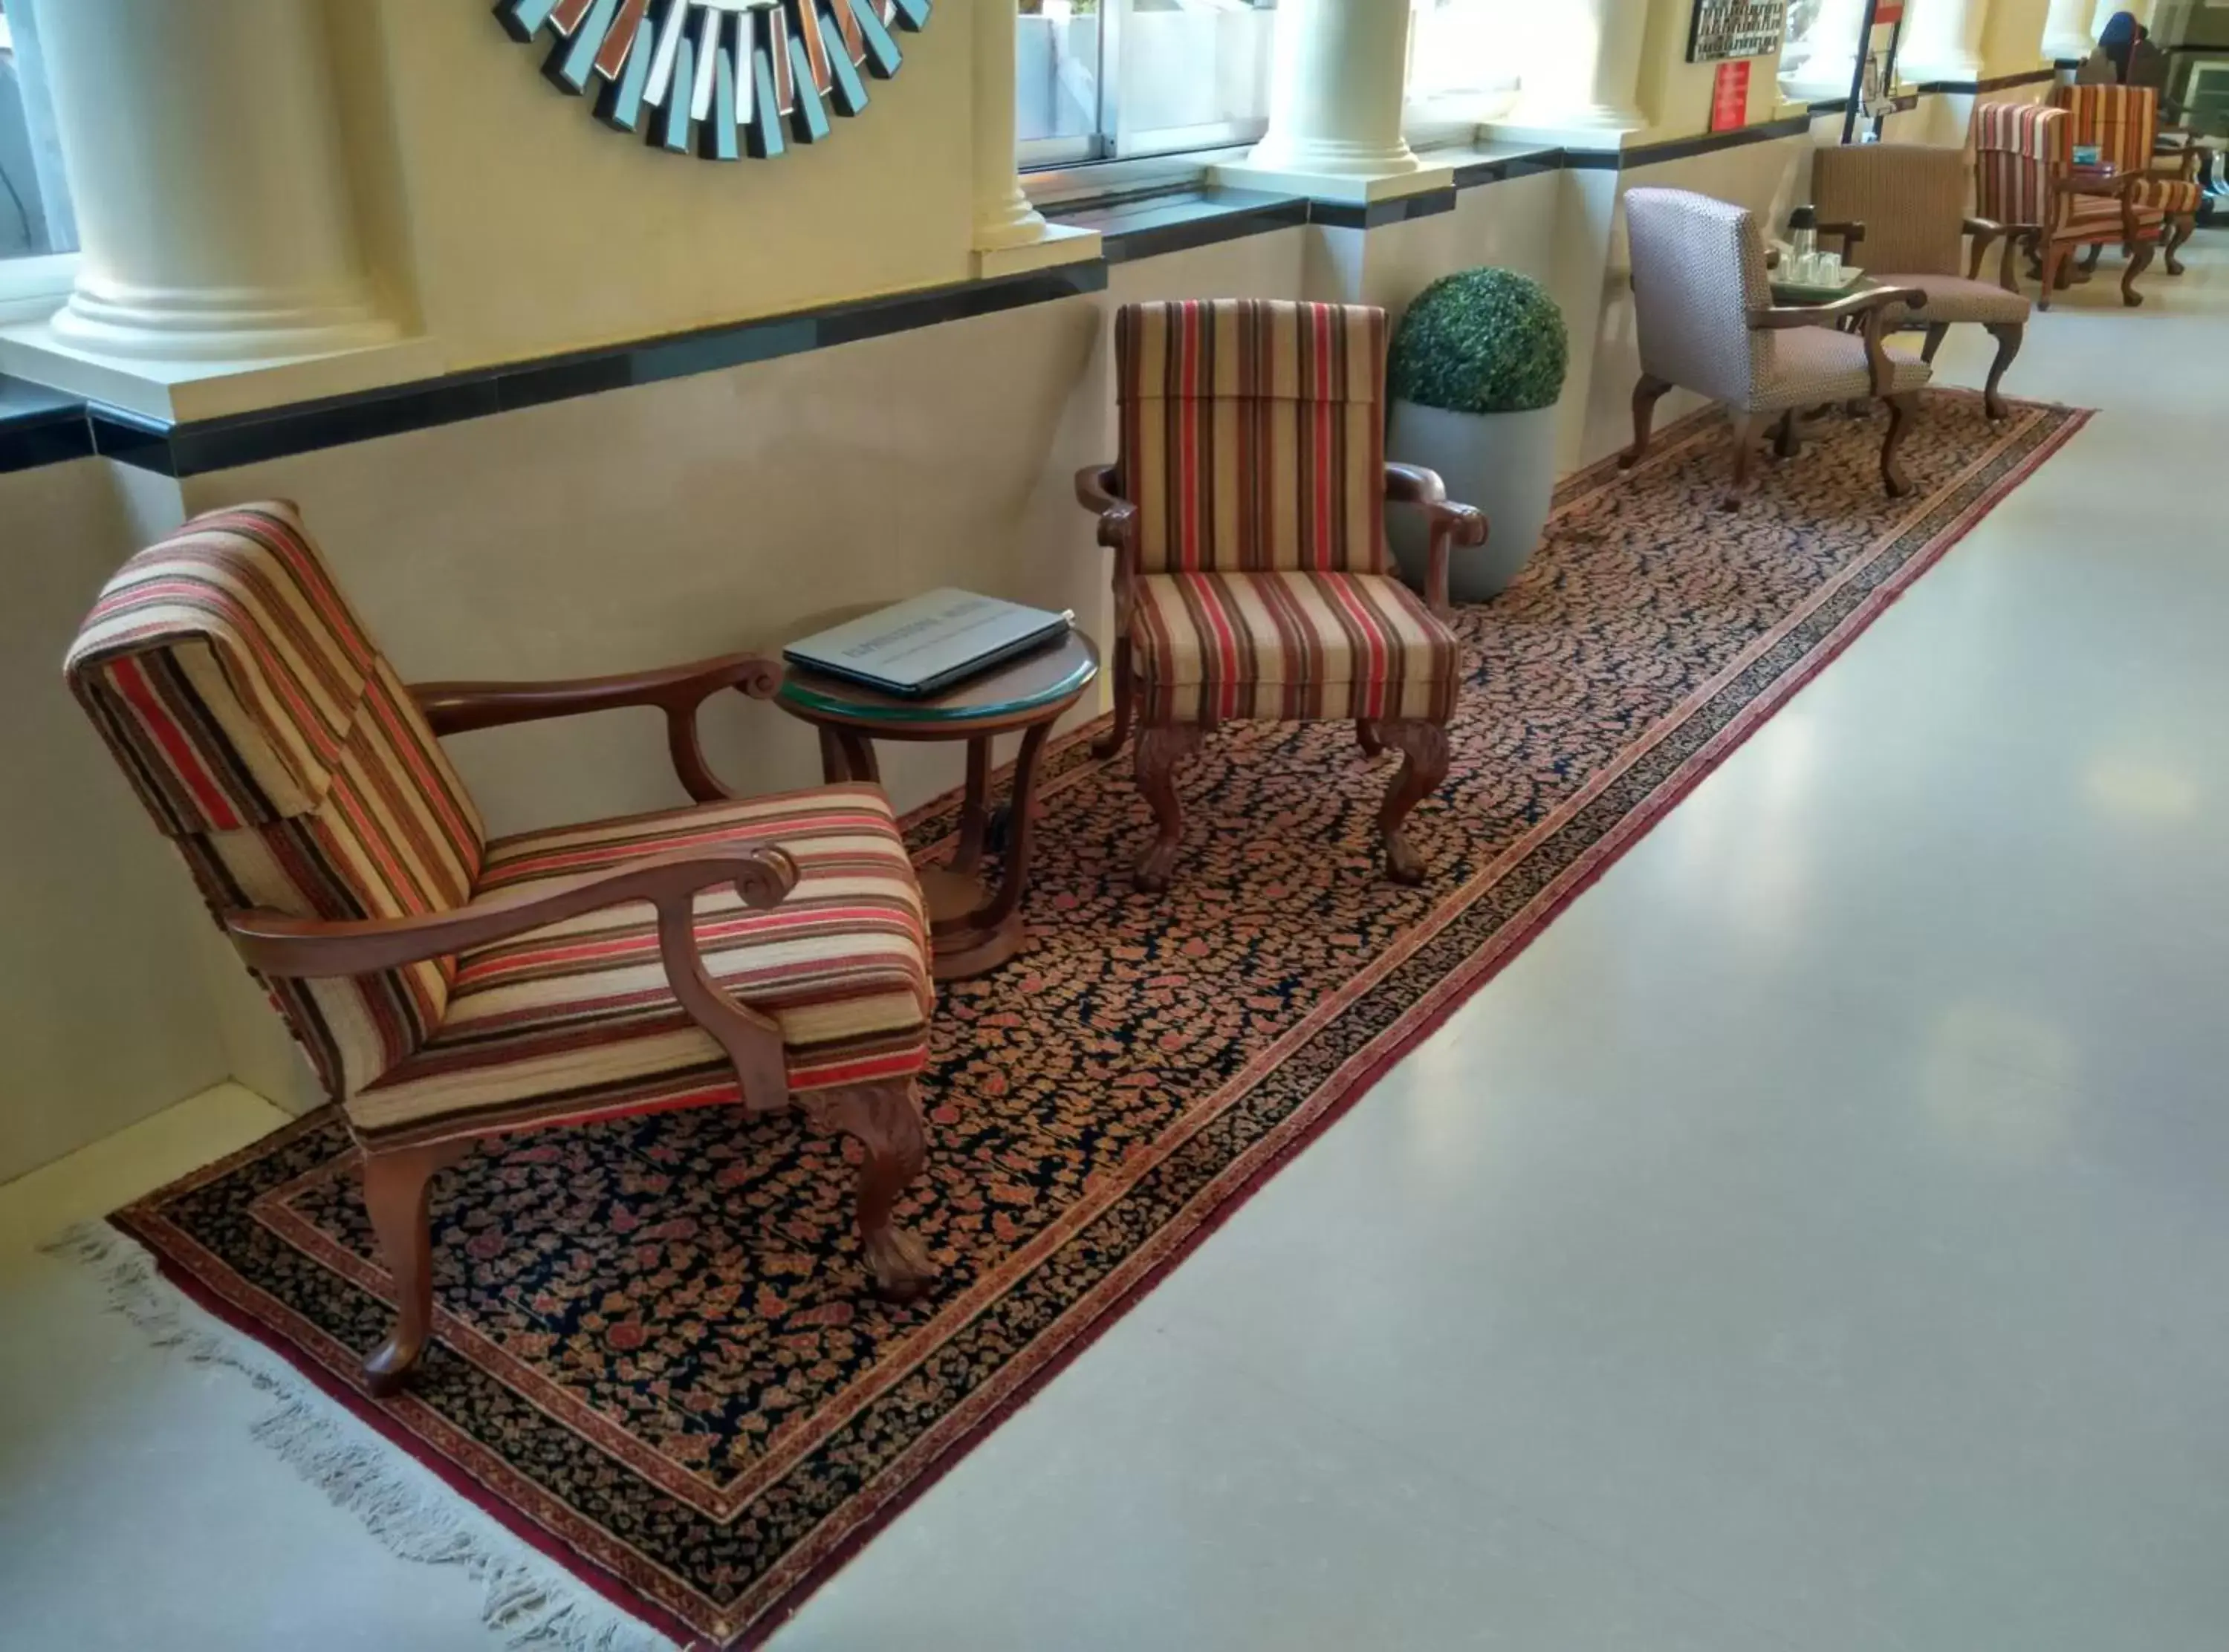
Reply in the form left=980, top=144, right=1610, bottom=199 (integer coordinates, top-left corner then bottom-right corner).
left=1017, top=0, right=1279, bottom=169
left=0, top=0, right=76, bottom=261
left=1406, top=0, right=1528, bottom=130
left=1779, top=0, right=1868, bottom=97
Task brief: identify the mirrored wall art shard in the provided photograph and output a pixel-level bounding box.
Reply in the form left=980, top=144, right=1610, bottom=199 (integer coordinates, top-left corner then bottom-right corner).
left=495, top=0, right=929, bottom=159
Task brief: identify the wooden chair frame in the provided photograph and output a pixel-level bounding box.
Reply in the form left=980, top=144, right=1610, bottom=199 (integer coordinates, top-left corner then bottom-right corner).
left=1622, top=282, right=1931, bottom=511
left=224, top=653, right=936, bottom=1394
left=1075, top=462, right=1485, bottom=891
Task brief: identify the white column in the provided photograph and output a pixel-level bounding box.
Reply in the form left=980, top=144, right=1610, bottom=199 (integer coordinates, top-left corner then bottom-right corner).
left=973, top=0, right=1051, bottom=252
left=33, top=0, right=392, bottom=362
left=1899, top=0, right=1988, bottom=82
left=1222, top=0, right=1430, bottom=198
left=1780, top=0, right=1872, bottom=100
left=2044, top=0, right=2095, bottom=61
left=2089, top=0, right=2151, bottom=33
left=1508, top=0, right=1651, bottom=131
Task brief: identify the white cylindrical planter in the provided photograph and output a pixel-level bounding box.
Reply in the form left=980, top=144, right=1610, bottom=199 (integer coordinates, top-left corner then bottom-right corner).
left=973, top=0, right=1051, bottom=250
left=1898, top=0, right=1987, bottom=82
left=35, top=0, right=392, bottom=360
left=1386, top=401, right=1558, bottom=603
left=1510, top=0, right=1651, bottom=129
left=1246, top=0, right=1420, bottom=178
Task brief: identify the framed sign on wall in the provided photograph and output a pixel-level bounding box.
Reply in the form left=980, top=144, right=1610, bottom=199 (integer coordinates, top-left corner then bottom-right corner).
left=495, top=0, right=931, bottom=160
left=1685, top=0, right=1788, bottom=62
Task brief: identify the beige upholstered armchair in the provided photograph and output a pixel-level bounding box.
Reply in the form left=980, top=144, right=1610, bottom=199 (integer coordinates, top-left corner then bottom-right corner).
left=1810, top=143, right=2030, bottom=421
left=1074, top=299, right=1486, bottom=892
left=1620, top=187, right=1932, bottom=510
left=65, top=504, right=941, bottom=1395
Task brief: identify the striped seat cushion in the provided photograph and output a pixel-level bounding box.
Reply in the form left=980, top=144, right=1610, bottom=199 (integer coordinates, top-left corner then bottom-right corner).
left=1131, top=571, right=1461, bottom=726
left=2129, top=175, right=2202, bottom=215
left=2063, top=192, right=2166, bottom=235
left=348, top=785, right=932, bottom=1145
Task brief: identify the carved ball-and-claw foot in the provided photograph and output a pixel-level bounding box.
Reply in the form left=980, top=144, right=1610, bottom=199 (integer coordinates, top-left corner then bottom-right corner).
left=1132, top=725, right=1202, bottom=894
left=863, top=1223, right=940, bottom=1301
left=1376, top=720, right=1450, bottom=887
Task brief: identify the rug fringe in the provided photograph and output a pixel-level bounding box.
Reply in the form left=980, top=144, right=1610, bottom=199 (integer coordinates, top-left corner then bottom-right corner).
left=41, top=1220, right=674, bottom=1652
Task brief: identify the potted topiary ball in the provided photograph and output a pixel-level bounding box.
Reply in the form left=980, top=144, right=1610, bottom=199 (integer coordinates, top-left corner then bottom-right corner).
left=1386, top=267, right=1569, bottom=602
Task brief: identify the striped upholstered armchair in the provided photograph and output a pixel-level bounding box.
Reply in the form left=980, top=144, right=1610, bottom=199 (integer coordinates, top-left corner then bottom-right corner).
left=2048, top=83, right=2202, bottom=277
left=1809, top=143, right=2030, bottom=421
left=1973, top=100, right=2161, bottom=310
left=65, top=504, right=940, bottom=1394
left=1075, top=299, right=1486, bottom=892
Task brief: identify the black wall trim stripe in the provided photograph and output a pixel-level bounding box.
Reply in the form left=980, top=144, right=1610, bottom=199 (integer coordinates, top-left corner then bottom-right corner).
left=1914, top=68, right=2060, bottom=94
left=0, top=96, right=1953, bottom=481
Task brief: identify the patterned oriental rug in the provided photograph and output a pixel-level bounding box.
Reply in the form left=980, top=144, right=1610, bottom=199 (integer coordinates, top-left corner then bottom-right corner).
left=107, top=391, right=2085, bottom=1649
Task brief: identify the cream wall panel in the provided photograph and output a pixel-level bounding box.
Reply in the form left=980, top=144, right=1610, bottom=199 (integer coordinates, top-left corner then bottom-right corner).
left=1982, top=0, right=2054, bottom=73
left=368, top=0, right=976, bottom=371
left=0, top=461, right=233, bottom=1183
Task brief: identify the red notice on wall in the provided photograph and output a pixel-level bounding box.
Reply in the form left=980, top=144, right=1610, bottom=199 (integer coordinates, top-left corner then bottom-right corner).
left=1874, top=1, right=1905, bottom=21
left=1709, top=60, right=1750, bottom=134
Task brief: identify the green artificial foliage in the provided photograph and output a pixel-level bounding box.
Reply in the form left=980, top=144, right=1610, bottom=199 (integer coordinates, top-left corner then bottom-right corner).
left=1387, top=267, right=1569, bottom=415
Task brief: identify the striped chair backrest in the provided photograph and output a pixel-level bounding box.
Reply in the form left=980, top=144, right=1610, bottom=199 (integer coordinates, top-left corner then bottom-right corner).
left=1623, top=187, right=1771, bottom=407
left=1114, top=299, right=1388, bottom=576
left=1811, top=143, right=1967, bottom=279
left=1973, top=102, right=2069, bottom=235
left=2049, top=82, right=2157, bottom=172
left=66, top=503, right=485, bottom=1101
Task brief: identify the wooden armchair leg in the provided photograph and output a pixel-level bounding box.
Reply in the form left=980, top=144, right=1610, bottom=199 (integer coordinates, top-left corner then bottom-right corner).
left=360, top=1137, right=470, bottom=1396
left=1132, top=724, right=1202, bottom=894
left=1982, top=322, right=2023, bottom=422
left=1722, top=412, right=1759, bottom=512
left=1880, top=394, right=1919, bottom=498
left=1378, top=721, right=1450, bottom=885
left=2121, top=240, right=2155, bottom=308
left=2037, top=244, right=2064, bottom=311
left=2164, top=215, right=2194, bottom=276
left=1091, top=636, right=1135, bottom=760
left=801, top=1082, right=938, bottom=1301
left=1619, top=375, right=1670, bottom=470
left=2080, top=243, right=2103, bottom=275
left=1771, top=409, right=1800, bottom=461
left=1357, top=719, right=1384, bottom=757
left=1920, top=322, right=1951, bottom=365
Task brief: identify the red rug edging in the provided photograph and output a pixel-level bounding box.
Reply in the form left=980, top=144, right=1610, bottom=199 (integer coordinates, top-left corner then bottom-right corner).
left=107, top=397, right=2092, bottom=1651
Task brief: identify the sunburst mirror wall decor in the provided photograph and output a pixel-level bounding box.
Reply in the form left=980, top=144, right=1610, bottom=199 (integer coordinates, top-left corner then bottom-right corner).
left=496, top=0, right=930, bottom=160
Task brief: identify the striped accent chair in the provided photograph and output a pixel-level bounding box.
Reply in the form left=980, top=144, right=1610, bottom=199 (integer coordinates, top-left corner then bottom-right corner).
left=1620, top=188, right=1933, bottom=511
left=1077, top=299, right=1487, bottom=891
left=2048, top=83, right=2202, bottom=276
left=1973, top=100, right=2161, bottom=310
left=1809, top=143, right=2029, bottom=420
left=66, top=504, right=939, bottom=1394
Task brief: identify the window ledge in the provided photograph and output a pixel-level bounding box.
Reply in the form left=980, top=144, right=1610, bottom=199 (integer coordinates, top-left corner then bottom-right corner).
left=0, top=254, right=77, bottom=328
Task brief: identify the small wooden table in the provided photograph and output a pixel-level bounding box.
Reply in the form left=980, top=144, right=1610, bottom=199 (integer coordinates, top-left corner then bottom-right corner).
left=775, top=631, right=1099, bottom=981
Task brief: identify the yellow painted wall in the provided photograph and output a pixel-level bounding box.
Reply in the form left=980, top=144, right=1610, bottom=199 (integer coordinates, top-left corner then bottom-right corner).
left=1980, top=0, right=2053, bottom=73
left=354, top=0, right=978, bottom=371
left=1638, top=1, right=1788, bottom=139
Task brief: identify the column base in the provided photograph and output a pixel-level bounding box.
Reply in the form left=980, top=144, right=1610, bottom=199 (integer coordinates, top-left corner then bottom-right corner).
left=1211, top=158, right=1453, bottom=206
left=0, top=319, right=443, bottom=423
left=1895, top=51, right=1985, bottom=84
left=1487, top=108, right=1648, bottom=149
left=971, top=222, right=1103, bottom=281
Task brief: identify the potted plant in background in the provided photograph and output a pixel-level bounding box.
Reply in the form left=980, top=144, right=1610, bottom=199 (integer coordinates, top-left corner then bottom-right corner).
left=1386, top=267, right=1569, bottom=602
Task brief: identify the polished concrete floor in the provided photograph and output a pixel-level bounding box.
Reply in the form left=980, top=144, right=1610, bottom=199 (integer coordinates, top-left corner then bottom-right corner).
left=4, top=243, right=2225, bottom=1651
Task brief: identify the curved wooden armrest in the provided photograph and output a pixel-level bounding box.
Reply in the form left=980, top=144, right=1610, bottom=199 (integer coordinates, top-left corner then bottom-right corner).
left=1074, top=464, right=1137, bottom=550
left=412, top=651, right=780, bottom=806
left=227, top=844, right=801, bottom=978
left=1748, top=283, right=1923, bottom=331
left=233, top=843, right=802, bottom=1111
left=1964, top=217, right=2037, bottom=288
left=1385, top=462, right=1487, bottom=618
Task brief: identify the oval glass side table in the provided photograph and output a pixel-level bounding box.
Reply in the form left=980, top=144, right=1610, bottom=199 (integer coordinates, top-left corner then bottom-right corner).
left=775, top=630, right=1099, bottom=980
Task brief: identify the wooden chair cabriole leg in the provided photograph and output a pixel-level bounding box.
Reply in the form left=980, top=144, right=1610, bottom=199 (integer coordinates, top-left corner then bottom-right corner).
left=2080, top=243, right=2104, bottom=274
left=1357, top=719, right=1384, bottom=757
left=1982, top=322, right=2022, bottom=422
left=2037, top=244, right=2066, bottom=310
left=1880, top=393, right=1918, bottom=498
left=1377, top=721, right=1451, bottom=885
left=360, top=1136, right=471, bottom=1396
left=2164, top=214, right=2194, bottom=276
left=1722, top=411, right=1759, bottom=511
left=799, top=1081, right=938, bottom=1301
left=1132, top=724, right=1202, bottom=894
left=1920, top=322, right=1951, bottom=365
left=2121, top=239, right=2155, bottom=308
left=1619, top=375, right=1670, bottom=471
left=1771, top=409, right=1800, bottom=461
left=1091, top=635, right=1135, bottom=760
